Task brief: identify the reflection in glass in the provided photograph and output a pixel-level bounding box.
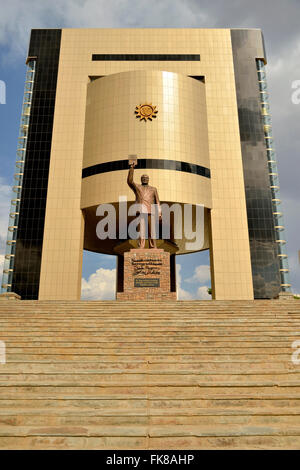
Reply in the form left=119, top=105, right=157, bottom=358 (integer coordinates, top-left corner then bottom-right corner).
left=257, top=59, right=291, bottom=291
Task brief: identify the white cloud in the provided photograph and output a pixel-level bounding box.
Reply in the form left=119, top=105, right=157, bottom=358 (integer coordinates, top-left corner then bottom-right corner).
left=286, top=252, right=300, bottom=295
left=186, top=264, right=210, bottom=283
left=176, top=264, right=212, bottom=300
left=196, top=285, right=211, bottom=300
left=0, top=0, right=205, bottom=62
left=17, top=0, right=298, bottom=67
left=81, top=262, right=210, bottom=301
left=81, top=266, right=116, bottom=300
left=176, top=263, right=193, bottom=300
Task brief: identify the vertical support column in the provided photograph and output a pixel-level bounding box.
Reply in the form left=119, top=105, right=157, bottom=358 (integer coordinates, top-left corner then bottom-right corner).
left=37, top=30, right=85, bottom=300
left=207, top=30, right=254, bottom=300
left=230, top=29, right=281, bottom=298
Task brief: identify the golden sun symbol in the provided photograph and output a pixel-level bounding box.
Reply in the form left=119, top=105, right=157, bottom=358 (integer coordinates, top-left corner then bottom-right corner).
left=135, top=103, right=158, bottom=121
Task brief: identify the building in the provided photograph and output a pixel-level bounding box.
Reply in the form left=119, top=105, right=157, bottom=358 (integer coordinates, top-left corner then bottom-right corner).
left=1, top=28, right=291, bottom=300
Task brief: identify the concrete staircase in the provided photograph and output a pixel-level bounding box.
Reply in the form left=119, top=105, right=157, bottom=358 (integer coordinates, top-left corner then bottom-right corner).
left=0, top=300, right=300, bottom=449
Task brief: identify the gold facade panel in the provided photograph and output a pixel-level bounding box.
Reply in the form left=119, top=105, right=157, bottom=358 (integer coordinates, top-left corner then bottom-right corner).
left=83, top=70, right=210, bottom=169
left=81, top=171, right=211, bottom=209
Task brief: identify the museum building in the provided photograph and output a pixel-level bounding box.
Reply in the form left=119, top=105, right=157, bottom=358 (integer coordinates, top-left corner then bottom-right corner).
left=1, top=28, right=291, bottom=300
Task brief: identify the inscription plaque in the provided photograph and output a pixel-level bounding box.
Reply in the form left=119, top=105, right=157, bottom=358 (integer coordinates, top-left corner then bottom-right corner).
left=117, top=248, right=176, bottom=301
left=134, top=278, right=160, bottom=288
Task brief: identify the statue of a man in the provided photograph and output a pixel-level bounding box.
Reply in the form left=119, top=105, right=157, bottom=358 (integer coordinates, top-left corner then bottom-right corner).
left=127, top=162, right=162, bottom=249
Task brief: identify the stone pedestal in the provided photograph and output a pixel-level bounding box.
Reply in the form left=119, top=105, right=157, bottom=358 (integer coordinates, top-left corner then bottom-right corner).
left=117, top=249, right=176, bottom=301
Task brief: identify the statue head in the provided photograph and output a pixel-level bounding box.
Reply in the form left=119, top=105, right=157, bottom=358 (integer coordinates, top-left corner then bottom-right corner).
left=141, top=174, right=149, bottom=185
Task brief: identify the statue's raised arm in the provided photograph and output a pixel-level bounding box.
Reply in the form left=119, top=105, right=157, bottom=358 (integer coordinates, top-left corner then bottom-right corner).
left=127, top=163, right=137, bottom=192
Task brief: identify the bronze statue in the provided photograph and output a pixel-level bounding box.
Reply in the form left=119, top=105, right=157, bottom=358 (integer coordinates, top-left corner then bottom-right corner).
left=127, top=162, right=161, bottom=249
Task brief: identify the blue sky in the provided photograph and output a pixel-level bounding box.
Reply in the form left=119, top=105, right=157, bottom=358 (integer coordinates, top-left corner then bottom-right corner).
left=0, top=0, right=299, bottom=299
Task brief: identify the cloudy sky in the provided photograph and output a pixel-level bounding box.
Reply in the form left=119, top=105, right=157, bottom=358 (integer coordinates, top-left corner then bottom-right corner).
left=0, top=0, right=299, bottom=299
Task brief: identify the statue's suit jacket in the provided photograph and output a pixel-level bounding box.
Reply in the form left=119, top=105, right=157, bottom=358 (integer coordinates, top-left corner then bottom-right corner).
left=127, top=168, right=161, bottom=214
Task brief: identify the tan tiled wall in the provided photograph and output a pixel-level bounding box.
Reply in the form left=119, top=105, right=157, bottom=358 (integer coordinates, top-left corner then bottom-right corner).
left=38, top=28, right=253, bottom=300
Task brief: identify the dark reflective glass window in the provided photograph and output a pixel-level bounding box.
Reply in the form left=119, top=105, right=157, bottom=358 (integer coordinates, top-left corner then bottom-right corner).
left=92, top=54, right=200, bottom=61
left=82, top=158, right=210, bottom=179
left=11, top=29, right=62, bottom=299
left=231, top=29, right=281, bottom=299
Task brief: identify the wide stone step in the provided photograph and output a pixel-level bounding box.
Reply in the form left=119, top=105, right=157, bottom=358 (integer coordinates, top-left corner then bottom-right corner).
left=1, top=323, right=299, bottom=330
left=7, top=308, right=292, bottom=311
left=0, top=361, right=297, bottom=374
left=1, top=340, right=297, bottom=349
left=1, top=327, right=299, bottom=336
left=1, top=333, right=298, bottom=343
left=0, top=435, right=299, bottom=450
left=3, top=346, right=296, bottom=355
left=0, top=372, right=299, bottom=386
left=0, top=398, right=299, bottom=416
left=1, top=385, right=300, bottom=399
left=1, top=422, right=300, bottom=438
left=0, top=333, right=298, bottom=343
left=1, top=317, right=296, bottom=323
left=2, top=414, right=300, bottom=426
left=5, top=301, right=291, bottom=304
left=0, top=436, right=147, bottom=450
left=148, top=435, right=300, bottom=450
left=2, top=311, right=296, bottom=314
left=1, top=307, right=297, bottom=317
left=1, top=310, right=299, bottom=316
left=2, top=309, right=299, bottom=314
left=1, top=312, right=299, bottom=318
left=1, top=311, right=296, bottom=316
left=5, top=353, right=294, bottom=362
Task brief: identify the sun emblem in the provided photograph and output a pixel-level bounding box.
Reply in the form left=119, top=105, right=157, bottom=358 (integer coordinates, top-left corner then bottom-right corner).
left=135, top=103, right=158, bottom=121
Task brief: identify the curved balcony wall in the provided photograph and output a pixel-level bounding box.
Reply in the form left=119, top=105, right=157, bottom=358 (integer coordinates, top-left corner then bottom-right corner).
left=81, top=70, right=211, bottom=255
